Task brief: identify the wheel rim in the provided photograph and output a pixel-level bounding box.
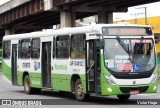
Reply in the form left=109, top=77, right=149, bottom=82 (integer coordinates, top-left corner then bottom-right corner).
left=76, top=84, right=83, bottom=97
left=24, top=78, right=29, bottom=92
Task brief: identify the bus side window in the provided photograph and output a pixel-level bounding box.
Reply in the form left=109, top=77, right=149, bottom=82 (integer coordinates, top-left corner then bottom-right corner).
left=21, top=39, right=31, bottom=59
left=3, top=41, right=11, bottom=59
left=31, top=38, right=40, bottom=59
left=56, top=35, right=69, bottom=58
left=71, top=34, right=85, bottom=59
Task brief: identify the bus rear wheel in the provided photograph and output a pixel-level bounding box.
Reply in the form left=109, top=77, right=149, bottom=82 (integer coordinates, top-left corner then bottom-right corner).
left=117, top=94, right=130, bottom=101
left=24, top=75, right=41, bottom=94
left=75, top=79, right=89, bottom=101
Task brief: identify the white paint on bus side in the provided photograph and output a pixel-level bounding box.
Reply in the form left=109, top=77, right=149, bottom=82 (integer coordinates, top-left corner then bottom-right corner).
left=2, top=74, right=12, bottom=84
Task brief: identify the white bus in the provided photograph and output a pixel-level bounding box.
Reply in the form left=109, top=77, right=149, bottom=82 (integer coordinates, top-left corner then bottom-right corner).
left=2, top=24, right=158, bottom=101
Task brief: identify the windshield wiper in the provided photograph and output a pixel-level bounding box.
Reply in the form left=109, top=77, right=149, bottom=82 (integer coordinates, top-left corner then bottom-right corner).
left=116, top=36, right=130, bottom=53
left=116, top=36, right=133, bottom=64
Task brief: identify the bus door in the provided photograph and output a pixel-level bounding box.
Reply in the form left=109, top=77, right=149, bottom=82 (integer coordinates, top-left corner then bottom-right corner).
left=86, top=40, right=100, bottom=93
left=42, top=42, right=51, bottom=88
left=11, top=44, right=17, bottom=85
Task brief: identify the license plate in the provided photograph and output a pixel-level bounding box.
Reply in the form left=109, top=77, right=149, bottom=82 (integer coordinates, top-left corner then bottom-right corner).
left=130, top=90, right=140, bottom=94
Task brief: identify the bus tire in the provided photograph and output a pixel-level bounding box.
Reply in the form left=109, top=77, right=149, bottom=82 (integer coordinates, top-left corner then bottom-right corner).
left=75, top=79, right=89, bottom=101
left=117, top=94, right=130, bottom=101
left=24, top=75, right=41, bottom=94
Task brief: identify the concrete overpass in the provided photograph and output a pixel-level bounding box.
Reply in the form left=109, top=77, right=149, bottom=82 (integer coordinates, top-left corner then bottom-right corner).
left=0, top=0, right=160, bottom=39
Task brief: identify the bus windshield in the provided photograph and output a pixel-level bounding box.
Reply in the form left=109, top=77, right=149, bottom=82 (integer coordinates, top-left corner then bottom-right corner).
left=104, top=38, right=156, bottom=72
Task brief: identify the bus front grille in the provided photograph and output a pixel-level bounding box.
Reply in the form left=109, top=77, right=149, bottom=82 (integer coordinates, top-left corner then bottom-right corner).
left=119, top=86, right=149, bottom=94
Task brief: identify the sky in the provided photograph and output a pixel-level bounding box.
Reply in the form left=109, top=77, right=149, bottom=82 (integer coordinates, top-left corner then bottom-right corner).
left=1, top=0, right=160, bottom=21
left=0, top=0, right=10, bottom=5
left=113, top=2, right=160, bottom=21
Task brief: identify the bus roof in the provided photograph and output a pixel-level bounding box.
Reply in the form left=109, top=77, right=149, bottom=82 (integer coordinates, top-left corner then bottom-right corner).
left=3, top=24, right=151, bottom=41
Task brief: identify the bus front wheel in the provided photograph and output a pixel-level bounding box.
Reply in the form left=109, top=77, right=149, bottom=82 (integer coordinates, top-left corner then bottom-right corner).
left=24, top=75, right=41, bottom=94
left=75, top=79, right=89, bottom=101
left=117, top=94, right=130, bottom=101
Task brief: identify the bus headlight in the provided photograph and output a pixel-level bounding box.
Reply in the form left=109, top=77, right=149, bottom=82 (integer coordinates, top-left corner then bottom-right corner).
left=104, top=74, right=116, bottom=85
left=153, top=86, right=157, bottom=90
left=150, top=73, right=158, bottom=84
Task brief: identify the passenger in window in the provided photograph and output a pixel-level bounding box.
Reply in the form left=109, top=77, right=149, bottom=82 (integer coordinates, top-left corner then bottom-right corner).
left=71, top=37, right=76, bottom=58
left=71, top=48, right=76, bottom=58
left=80, top=48, right=85, bottom=58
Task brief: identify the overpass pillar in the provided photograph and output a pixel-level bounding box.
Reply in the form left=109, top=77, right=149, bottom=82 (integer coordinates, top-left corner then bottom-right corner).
left=5, top=29, right=14, bottom=35
left=98, top=11, right=113, bottom=24
left=60, top=11, right=75, bottom=28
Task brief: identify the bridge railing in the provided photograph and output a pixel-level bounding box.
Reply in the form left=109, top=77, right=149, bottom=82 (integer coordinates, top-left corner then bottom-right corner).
left=0, top=0, right=31, bottom=14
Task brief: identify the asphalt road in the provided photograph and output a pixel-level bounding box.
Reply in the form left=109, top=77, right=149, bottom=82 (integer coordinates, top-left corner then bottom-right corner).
left=0, top=72, right=160, bottom=108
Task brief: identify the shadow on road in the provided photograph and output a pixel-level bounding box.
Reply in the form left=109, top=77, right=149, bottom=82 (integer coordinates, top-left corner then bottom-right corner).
left=13, top=90, right=138, bottom=105
left=36, top=90, right=137, bottom=105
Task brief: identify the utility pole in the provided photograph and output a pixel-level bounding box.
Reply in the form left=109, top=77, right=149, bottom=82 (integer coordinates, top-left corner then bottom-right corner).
left=144, top=7, right=148, bottom=25
left=135, top=7, right=148, bottom=25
